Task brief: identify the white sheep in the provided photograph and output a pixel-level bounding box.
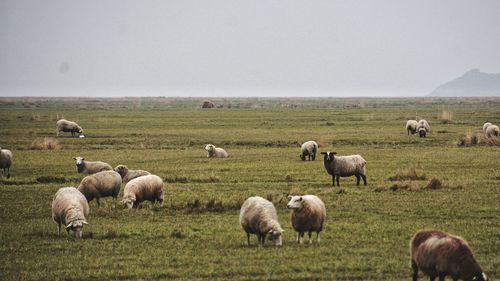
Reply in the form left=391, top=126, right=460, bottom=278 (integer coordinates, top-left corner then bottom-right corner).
left=204, top=144, right=228, bottom=158
left=114, top=165, right=151, bottom=182
left=0, top=147, right=13, bottom=178
left=417, top=119, right=430, bottom=138
left=122, top=175, right=164, bottom=208
left=77, top=170, right=122, bottom=208
left=73, top=157, right=112, bottom=174
left=482, top=122, right=492, bottom=133
left=300, top=141, right=318, bottom=161
left=287, top=195, right=326, bottom=244
left=56, top=119, right=83, bottom=137
left=485, top=124, right=499, bottom=138
left=410, top=229, right=488, bottom=281
left=406, top=120, right=418, bottom=135
left=51, top=187, right=89, bottom=238
left=321, top=151, right=367, bottom=186
left=239, top=196, right=283, bottom=247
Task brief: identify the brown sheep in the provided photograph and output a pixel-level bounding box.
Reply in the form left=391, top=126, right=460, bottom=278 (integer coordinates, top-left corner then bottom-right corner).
left=410, top=229, right=488, bottom=281
left=287, top=195, right=326, bottom=244
left=202, top=101, right=215, bottom=108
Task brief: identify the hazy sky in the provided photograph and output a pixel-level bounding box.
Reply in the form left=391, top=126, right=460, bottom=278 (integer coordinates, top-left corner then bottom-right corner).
left=1, top=0, right=500, bottom=97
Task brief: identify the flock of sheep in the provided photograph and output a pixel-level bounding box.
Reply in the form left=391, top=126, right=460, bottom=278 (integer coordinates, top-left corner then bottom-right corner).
left=1, top=116, right=495, bottom=281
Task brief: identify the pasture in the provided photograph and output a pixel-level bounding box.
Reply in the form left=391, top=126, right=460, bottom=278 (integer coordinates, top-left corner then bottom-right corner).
left=0, top=97, right=499, bottom=280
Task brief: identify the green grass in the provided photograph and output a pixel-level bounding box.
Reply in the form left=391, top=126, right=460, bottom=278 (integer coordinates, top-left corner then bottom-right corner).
left=0, top=97, right=499, bottom=280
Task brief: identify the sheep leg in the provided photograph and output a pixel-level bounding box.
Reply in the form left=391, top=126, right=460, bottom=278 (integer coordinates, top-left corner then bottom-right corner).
left=57, top=222, right=61, bottom=236
left=299, top=232, right=304, bottom=244
left=316, top=232, right=321, bottom=243
left=158, top=198, right=164, bottom=207
left=438, top=273, right=446, bottom=281
left=331, top=176, right=335, bottom=186
left=308, top=231, right=312, bottom=244
left=112, top=197, right=116, bottom=209
left=336, top=176, right=340, bottom=187
left=361, top=174, right=367, bottom=186
left=429, top=275, right=436, bottom=281
left=312, top=153, right=315, bottom=161
left=356, top=174, right=360, bottom=186
left=96, top=198, right=101, bottom=208
left=6, top=168, right=9, bottom=178
left=296, top=232, right=300, bottom=243
left=411, top=260, right=418, bottom=281
left=247, top=233, right=251, bottom=246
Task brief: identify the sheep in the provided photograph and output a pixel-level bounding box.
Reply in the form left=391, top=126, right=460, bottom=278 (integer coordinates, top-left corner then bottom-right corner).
left=482, top=122, right=492, bottom=133
left=300, top=141, right=318, bottom=161
left=202, top=101, right=215, bottom=108
left=122, top=175, right=164, bottom=208
left=406, top=120, right=419, bottom=135
left=73, top=157, right=112, bottom=174
left=240, top=196, right=283, bottom=247
left=56, top=119, right=83, bottom=137
left=417, top=119, right=430, bottom=138
left=77, top=170, right=122, bottom=208
left=0, top=147, right=13, bottom=178
left=410, top=229, right=488, bottom=281
left=287, top=195, right=326, bottom=244
left=51, top=187, right=89, bottom=238
left=204, top=144, right=228, bottom=158
left=485, top=124, right=499, bottom=138
left=114, top=165, right=151, bottom=182
left=321, top=151, right=367, bottom=186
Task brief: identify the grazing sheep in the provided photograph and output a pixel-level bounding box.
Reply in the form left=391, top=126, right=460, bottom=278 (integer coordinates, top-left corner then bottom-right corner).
left=300, top=141, right=318, bottom=161
left=287, top=195, right=326, bottom=244
left=417, top=119, right=430, bottom=138
left=202, top=101, right=215, bottom=108
left=321, top=151, right=367, bottom=186
left=51, top=187, right=89, bottom=238
left=485, top=125, right=499, bottom=138
left=204, top=144, right=228, bottom=158
left=114, top=165, right=151, bottom=182
left=0, top=147, right=13, bottom=178
left=482, top=122, right=492, bottom=133
left=56, top=119, right=83, bottom=137
left=240, top=196, right=283, bottom=247
left=77, top=170, right=122, bottom=208
left=73, top=157, right=112, bottom=174
left=406, top=120, right=419, bottom=135
left=410, top=229, right=488, bottom=281
left=122, top=175, right=164, bottom=208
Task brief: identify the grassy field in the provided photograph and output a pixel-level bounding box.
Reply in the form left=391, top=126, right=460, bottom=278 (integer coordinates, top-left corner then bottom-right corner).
left=0, top=97, right=499, bottom=281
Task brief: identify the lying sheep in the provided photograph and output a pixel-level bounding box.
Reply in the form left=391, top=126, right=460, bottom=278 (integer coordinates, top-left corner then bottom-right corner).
left=204, top=144, right=228, bottom=158
left=240, top=196, right=283, bottom=247
left=410, top=229, right=488, bottom=281
left=482, top=122, right=492, bottom=133
left=51, top=187, right=89, bottom=238
left=485, top=124, right=499, bottom=138
left=287, top=195, right=326, bottom=244
left=77, top=170, right=122, bottom=208
left=0, top=147, right=13, bottom=178
left=300, top=141, right=318, bottom=161
left=417, top=119, right=430, bottom=138
left=114, top=165, right=151, bottom=182
left=321, top=151, right=367, bottom=186
left=73, top=157, right=112, bottom=174
left=122, top=175, right=164, bottom=208
left=406, top=120, right=419, bottom=135
left=56, top=119, right=83, bottom=137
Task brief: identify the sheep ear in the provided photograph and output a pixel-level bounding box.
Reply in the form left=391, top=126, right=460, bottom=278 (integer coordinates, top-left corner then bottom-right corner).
left=287, top=195, right=292, bottom=200
left=82, top=221, right=89, bottom=225
left=82, top=158, right=85, bottom=160
left=66, top=222, right=73, bottom=229
left=332, top=152, right=337, bottom=155
left=73, top=157, right=76, bottom=160
left=320, top=152, right=326, bottom=155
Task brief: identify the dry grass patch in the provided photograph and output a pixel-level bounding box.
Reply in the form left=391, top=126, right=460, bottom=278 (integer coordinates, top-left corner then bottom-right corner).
left=29, top=137, right=60, bottom=150
left=439, top=110, right=453, bottom=124
left=388, top=168, right=426, bottom=181
left=457, top=130, right=479, bottom=147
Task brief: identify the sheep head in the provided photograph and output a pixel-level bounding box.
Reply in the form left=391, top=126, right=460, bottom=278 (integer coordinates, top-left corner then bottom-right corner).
left=66, top=220, right=88, bottom=238
left=287, top=195, right=304, bottom=210
left=267, top=227, right=283, bottom=246
left=320, top=151, right=336, bottom=163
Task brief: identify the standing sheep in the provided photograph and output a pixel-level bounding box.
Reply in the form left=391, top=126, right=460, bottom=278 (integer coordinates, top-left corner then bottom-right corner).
left=202, top=101, right=215, bottom=108
left=0, top=147, right=13, bottom=178
left=287, top=195, right=326, bottom=244
left=51, top=187, right=89, bottom=238
left=239, top=196, right=283, bottom=247
left=122, top=175, right=164, bottom=208
left=321, top=151, right=367, bottom=186
left=56, top=119, right=83, bottom=137
left=77, top=170, right=122, bottom=208
left=482, top=122, right=492, bottom=133
left=410, top=229, right=488, bottom=281
left=406, top=120, right=419, bottom=135
left=204, top=144, right=228, bottom=158
left=485, top=124, right=499, bottom=138
left=114, top=165, right=151, bottom=182
left=300, top=141, right=318, bottom=161
left=73, top=157, right=112, bottom=174
left=417, top=119, right=430, bottom=138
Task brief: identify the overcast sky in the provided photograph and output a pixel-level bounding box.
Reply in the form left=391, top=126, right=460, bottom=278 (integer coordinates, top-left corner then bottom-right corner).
left=1, top=0, right=500, bottom=97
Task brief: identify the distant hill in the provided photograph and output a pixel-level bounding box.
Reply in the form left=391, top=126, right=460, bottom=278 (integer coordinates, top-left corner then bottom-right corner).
left=429, top=69, right=500, bottom=97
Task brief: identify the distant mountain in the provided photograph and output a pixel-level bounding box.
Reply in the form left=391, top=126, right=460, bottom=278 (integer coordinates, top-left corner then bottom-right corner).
left=429, top=69, right=500, bottom=97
